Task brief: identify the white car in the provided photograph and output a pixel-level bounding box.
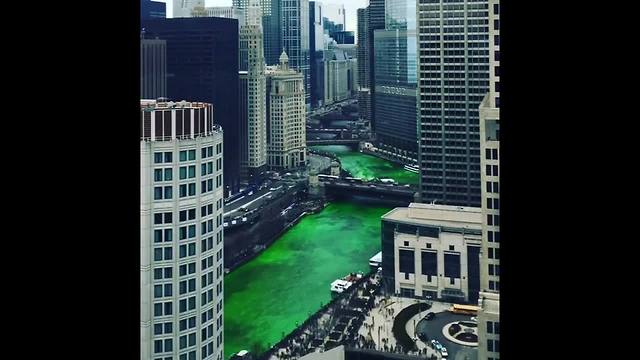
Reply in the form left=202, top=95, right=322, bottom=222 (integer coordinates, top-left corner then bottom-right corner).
left=470, top=317, right=477, bottom=322
left=439, top=347, right=448, bottom=357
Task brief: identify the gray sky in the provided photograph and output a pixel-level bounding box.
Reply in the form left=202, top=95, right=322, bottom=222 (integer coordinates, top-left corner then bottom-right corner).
left=156, top=0, right=367, bottom=36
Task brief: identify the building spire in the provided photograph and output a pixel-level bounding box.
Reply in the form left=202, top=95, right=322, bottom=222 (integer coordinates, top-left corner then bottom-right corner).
left=279, top=50, right=289, bottom=70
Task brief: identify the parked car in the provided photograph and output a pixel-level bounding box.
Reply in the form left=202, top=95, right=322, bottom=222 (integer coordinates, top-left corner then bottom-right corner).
left=424, top=312, right=436, bottom=321
left=470, top=317, right=477, bottom=322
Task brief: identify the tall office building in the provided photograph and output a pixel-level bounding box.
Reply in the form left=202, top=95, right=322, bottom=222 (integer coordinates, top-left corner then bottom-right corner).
left=477, top=1, right=500, bottom=358
left=332, top=31, right=355, bottom=44
left=173, top=0, right=205, bottom=18
left=417, top=0, right=490, bottom=207
left=140, top=100, right=225, bottom=360
left=367, top=0, right=385, bottom=133
left=309, top=1, right=325, bottom=108
left=142, top=17, right=241, bottom=196
left=322, top=3, right=346, bottom=31
left=204, top=6, right=245, bottom=20
left=373, top=0, right=418, bottom=163
left=357, top=7, right=371, bottom=126
left=324, top=45, right=357, bottom=105
left=141, top=0, right=166, bottom=21
left=140, top=37, right=167, bottom=100
left=233, top=0, right=281, bottom=66
left=265, top=52, right=307, bottom=170
left=281, top=0, right=311, bottom=107
left=239, top=0, right=268, bottom=183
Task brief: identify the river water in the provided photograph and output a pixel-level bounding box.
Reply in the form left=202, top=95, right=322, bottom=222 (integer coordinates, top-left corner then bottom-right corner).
left=309, top=145, right=419, bottom=185
left=223, top=201, right=392, bottom=359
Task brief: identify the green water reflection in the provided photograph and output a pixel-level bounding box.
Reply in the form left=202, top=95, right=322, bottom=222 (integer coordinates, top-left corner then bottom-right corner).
left=223, top=202, right=391, bottom=359
left=310, top=145, right=419, bottom=185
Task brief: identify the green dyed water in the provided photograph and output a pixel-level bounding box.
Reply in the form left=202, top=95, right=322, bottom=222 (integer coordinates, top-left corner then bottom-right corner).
left=310, top=145, right=419, bottom=185
left=224, top=202, right=391, bottom=359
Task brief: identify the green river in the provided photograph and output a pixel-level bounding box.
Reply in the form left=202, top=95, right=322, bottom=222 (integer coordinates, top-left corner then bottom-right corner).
left=224, top=202, right=391, bottom=359
left=310, top=145, right=419, bottom=185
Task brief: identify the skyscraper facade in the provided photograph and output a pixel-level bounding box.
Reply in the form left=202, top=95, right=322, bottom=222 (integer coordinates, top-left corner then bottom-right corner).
left=140, top=38, right=167, bottom=100
left=373, top=0, right=418, bottom=163
left=417, top=0, right=490, bottom=207
left=141, top=0, right=166, bottom=21
left=140, top=99, right=225, bottom=360
left=324, top=46, right=357, bottom=105
left=281, top=0, right=311, bottom=107
left=266, top=52, right=307, bottom=170
left=367, top=0, right=386, bottom=133
left=173, top=0, right=205, bottom=18
left=309, top=1, right=325, bottom=108
left=233, top=0, right=281, bottom=66
left=239, top=0, right=268, bottom=183
left=142, top=17, right=241, bottom=196
left=477, top=1, right=500, bottom=358
left=357, top=7, right=371, bottom=126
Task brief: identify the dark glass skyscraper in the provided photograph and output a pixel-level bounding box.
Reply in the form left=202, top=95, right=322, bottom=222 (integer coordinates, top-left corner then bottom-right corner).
left=367, top=0, right=386, bottom=133
left=309, top=1, right=325, bottom=108
left=140, top=0, right=166, bottom=22
left=373, top=0, right=418, bottom=162
left=281, top=0, right=311, bottom=107
left=417, top=0, right=490, bottom=207
left=142, top=17, right=241, bottom=196
left=357, top=7, right=371, bottom=125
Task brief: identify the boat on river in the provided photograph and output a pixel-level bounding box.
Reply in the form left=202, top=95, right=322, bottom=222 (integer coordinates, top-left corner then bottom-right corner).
left=404, top=164, right=419, bottom=173
left=330, top=272, right=363, bottom=294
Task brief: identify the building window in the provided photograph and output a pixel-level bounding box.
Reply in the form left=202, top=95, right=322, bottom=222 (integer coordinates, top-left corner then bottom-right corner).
left=399, top=249, right=415, bottom=274
left=487, top=339, right=494, bottom=352
left=164, top=152, right=172, bottom=163
left=494, top=3, right=500, bottom=14
left=494, top=19, right=500, bottom=30
left=155, top=152, right=163, bottom=164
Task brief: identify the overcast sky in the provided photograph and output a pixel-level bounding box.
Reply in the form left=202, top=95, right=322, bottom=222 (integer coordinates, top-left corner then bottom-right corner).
left=155, top=0, right=368, bottom=36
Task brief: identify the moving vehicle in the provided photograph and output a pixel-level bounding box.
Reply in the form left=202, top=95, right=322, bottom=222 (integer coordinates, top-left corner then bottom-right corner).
left=424, top=312, right=436, bottom=321
left=449, top=304, right=481, bottom=315
left=404, top=164, right=419, bottom=174
left=430, top=340, right=442, bottom=351
left=439, top=347, right=448, bottom=358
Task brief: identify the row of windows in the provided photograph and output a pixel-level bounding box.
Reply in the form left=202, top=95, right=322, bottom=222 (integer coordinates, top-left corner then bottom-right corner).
left=486, top=148, right=499, bottom=160
left=178, top=332, right=197, bottom=350
left=489, top=280, right=500, bottom=291
left=486, top=181, right=499, bottom=193
left=486, top=164, right=499, bottom=176
left=179, top=316, right=197, bottom=332
left=179, top=278, right=197, bottom=295
left=154, top=284, right=173, bottom=298
left=487, top=230, right=500, bottom=243
left=487, top=214, right=500, bottom=226
left=487, top=197, right=500, bottom=210
left=154, top=338, right=173, bottom=354
left=154, top=322, right=173, bottom=336
left=154, top=186, right=173, bottom=200
left=487, top=320, right=501, bottom=335
left=488, top=263, right=500, bottom=276
left=487, top=247, right=500, bottom=260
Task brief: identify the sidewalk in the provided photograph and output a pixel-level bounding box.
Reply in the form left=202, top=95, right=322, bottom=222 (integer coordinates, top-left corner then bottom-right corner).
left=356, top=296, right=454, bottom=358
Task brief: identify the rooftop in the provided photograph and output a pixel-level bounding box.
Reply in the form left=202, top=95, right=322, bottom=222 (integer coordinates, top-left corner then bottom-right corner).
left=382, top=202, right=482, bottom=231
left=140, top=99, right=211, bottom=111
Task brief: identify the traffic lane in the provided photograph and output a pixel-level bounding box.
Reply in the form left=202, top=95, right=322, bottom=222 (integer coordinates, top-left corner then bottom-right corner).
left=419, top=312, right=477, bottom=360
left=225, top=186, right=272, bottom=212
left=224, top=183, right=290, bottom=218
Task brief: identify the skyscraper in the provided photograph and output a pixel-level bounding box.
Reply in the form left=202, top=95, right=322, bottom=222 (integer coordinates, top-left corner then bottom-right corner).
left=140, top=37, right=167, bottom=100
left=324, top=45, right=357, bottom=105
left=309, top=1, right=325, bottom=108
left=173, top=0, right=205, bottom=18
left=373, top=0, right=418, bottom=163
left=233, top=0, right=281, bottom=66
left=266, top=52, right=307, bottom=170
left=140, top=99, right=225, bottom=360
left=239, top=0, right=268, bottom=183
left=281, top=0, right=311, bottom=107
left=142, top=17, right=241, bottom=196
left=477, top=1, right=500, bottom=358
left=357, top=7, right=371, bottom=126
left=367, top=0, right=385, bottom=133
left=417, top=0, right=490, bottom=207
left=141, top=0, right=166, bottom=21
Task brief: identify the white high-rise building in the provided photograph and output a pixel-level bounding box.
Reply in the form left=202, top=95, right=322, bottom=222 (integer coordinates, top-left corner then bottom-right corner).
left=239, top=0, right=268, bottom=182
left=173, top=0, right=205, bottom=18
left=477, top=0, right=500, bottom=359
left=265, top=51, right=307, bottom=170
left=140, top=99, right=225, bottom=360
